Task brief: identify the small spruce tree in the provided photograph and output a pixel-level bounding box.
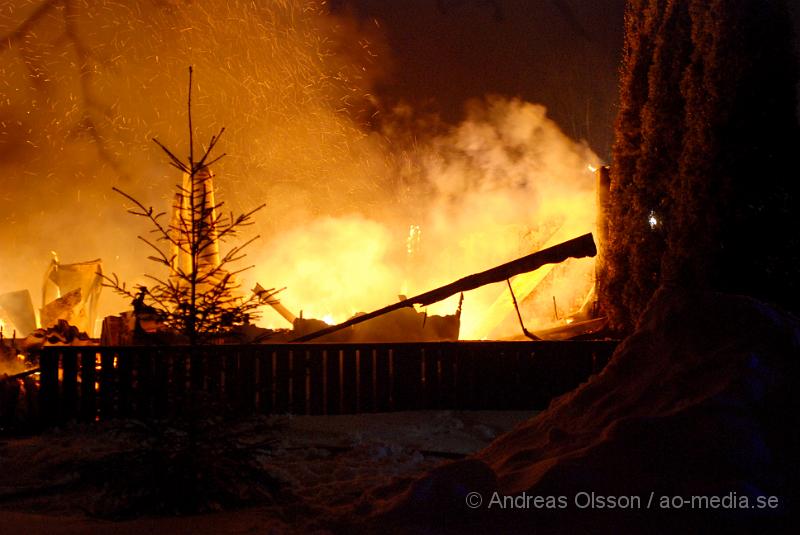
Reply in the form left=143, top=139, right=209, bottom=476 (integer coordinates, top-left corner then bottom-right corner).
left=105, top=67, right=278, bottom=344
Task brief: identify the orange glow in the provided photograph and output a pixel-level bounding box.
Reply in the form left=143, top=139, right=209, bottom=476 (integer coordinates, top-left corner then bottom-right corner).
left=0, top=1, right=599, bottom=340
left=246, top=99, right=599, bottom=338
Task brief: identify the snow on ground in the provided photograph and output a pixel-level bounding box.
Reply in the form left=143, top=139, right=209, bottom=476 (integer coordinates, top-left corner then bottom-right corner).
left=0, top=410, right=533, bottom=534
left=359, top=287, right=800, bottom=534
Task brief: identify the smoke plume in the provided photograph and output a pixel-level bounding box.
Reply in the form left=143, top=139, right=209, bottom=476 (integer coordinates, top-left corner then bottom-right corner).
left=0, top=1, right=599, bottom=338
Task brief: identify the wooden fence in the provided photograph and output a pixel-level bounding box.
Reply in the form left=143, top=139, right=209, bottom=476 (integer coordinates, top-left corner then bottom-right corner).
left=4, top=341, right=617, bottom=427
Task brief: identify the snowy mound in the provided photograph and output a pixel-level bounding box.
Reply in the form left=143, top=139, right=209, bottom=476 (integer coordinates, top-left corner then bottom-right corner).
left=363, top=287, right=799, bottom=533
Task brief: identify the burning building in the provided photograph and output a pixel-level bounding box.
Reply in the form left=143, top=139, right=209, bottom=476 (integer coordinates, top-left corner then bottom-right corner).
left=0, top=256, right=102, bottom=339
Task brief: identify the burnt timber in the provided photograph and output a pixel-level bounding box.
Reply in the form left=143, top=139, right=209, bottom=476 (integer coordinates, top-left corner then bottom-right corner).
left=292, top=233, right=597, bottom=342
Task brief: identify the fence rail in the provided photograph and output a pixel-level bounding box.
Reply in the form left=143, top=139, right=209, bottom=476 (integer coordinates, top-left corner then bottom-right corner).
left=3, top=341, right=618, bottom=428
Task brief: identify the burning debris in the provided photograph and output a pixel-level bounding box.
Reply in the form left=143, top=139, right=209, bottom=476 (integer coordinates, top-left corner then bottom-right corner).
left=291, top=304, right=461, bottom=343
left=292, top=233, right=597, bottom=343
left=0, top=290, right=36, bottom=337
left=0, top=0, right=603, bottom=344
left=17, top=319, right=93, bottom=354
left=88, top=69, right=602, bottom=346
left=0, top=257, right=102, bottom=342
left=41, top=256, right=103, bottom=335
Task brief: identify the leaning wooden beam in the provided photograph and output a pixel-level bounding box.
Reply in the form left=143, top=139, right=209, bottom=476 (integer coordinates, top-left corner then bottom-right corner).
left=0, top=367, right=40, bottom=382
left=291, top=232, right=597, bottom=342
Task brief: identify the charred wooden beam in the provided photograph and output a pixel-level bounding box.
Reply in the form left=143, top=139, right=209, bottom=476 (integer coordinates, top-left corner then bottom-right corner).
left=291, top=232, right=597, bottom=342
left=254, top=284, right=296, bottom=324
left=0, top=367, right=40, bottom=382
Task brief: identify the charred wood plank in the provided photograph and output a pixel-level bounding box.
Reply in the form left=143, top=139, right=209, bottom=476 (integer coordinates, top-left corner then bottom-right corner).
left=292, top=233, right=596, bottom=342
left=0, top=367, right=40, bottom=381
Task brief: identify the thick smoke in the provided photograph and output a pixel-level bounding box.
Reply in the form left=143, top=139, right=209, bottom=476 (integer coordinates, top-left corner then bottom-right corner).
left=402, top=97, right=599, bottom=337
left=0, top=1, right=598, bottom=339
left=0, top=0, right=388, bottom=331
left=249, top=97, right=599, bottom=338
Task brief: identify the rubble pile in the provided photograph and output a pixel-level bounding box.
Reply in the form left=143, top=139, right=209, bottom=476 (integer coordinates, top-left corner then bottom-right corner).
left=20, top=320, right=94, bottom=353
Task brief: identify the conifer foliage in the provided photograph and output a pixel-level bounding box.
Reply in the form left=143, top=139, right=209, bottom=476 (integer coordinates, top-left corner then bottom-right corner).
left=105, top=68, right=276, bottom=343
left=600, top=0, right=800, bottom=332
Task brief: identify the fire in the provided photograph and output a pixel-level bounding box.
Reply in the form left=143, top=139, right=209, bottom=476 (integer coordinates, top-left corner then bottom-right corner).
left=247, top=99, right=600, bottom=339
left=406, top=225, right=422, bottom=255
left=468, top=223, right=592, bottom=339
left=0, top=2, right=600, bottom=340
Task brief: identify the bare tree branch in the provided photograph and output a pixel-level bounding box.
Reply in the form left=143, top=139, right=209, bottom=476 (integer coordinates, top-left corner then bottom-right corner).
left=112, top=187, right=176, bottom=246
left=0, top=0, right=60, bottom=53
left=152, top=138, right=191, bottom=173
left=0, top=0, right=130, bottom=178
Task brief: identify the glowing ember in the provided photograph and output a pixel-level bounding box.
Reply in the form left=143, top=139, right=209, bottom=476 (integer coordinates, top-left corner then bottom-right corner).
left=648, top=210, right=659, bottom=229
left=406, top=225, right=422, bottom=256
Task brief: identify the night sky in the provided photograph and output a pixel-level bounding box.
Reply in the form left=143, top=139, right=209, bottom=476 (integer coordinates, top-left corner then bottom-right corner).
left=339, top=0, right=626, bottom=160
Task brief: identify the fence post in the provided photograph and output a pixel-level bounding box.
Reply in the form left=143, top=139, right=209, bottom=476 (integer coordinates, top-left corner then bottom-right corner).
left=153, top=349, right=169, bottom=417
left=374, top=345, right=392, bottom=413
left=323, top=348, right=341, bottom=415
left=99, top=350, right=115, bottom=420
left=340, top=347, right=358, bottom=414
left=290, top=348, right=307, bottom=415
left=39, top=349, right=59, bottom=426
left=79, top=350, right=97, bottom=422
left=392, top=344, right=423, bottom=411
left=307, top=347, right=325, bottom=415
left=62, top=349, right=78, bottom=422
left=257, top=349, right=274, bottom=414
left=118, top=349, right=133, bottom=418
left=273, top=346, right=291, bottom=413
left=240, top=347, right=257, bottom=413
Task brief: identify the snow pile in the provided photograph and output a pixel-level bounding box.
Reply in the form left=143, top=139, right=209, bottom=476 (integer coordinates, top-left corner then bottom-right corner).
left=360, top=287, right=799, bottom=533
left=0, top=410, right=530, bottom=532
left=238, top=411, right=529, bottom=525
left=0, top=418, right=287, bottom=518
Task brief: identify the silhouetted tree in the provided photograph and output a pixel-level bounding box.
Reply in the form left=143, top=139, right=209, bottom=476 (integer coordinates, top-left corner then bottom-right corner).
left=600, top=0, right=800, bottom=332
left=105, top=68, right=278, bottom=344
left=669, top=0, right=800, bottom=299
left=600, top=0, right=665, bottom=330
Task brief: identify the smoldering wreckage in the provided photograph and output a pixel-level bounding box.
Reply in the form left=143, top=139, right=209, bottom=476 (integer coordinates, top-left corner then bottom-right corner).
left=0, top=231, right=599, bottom=369
left=0, top=162, right=604, bottom=369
